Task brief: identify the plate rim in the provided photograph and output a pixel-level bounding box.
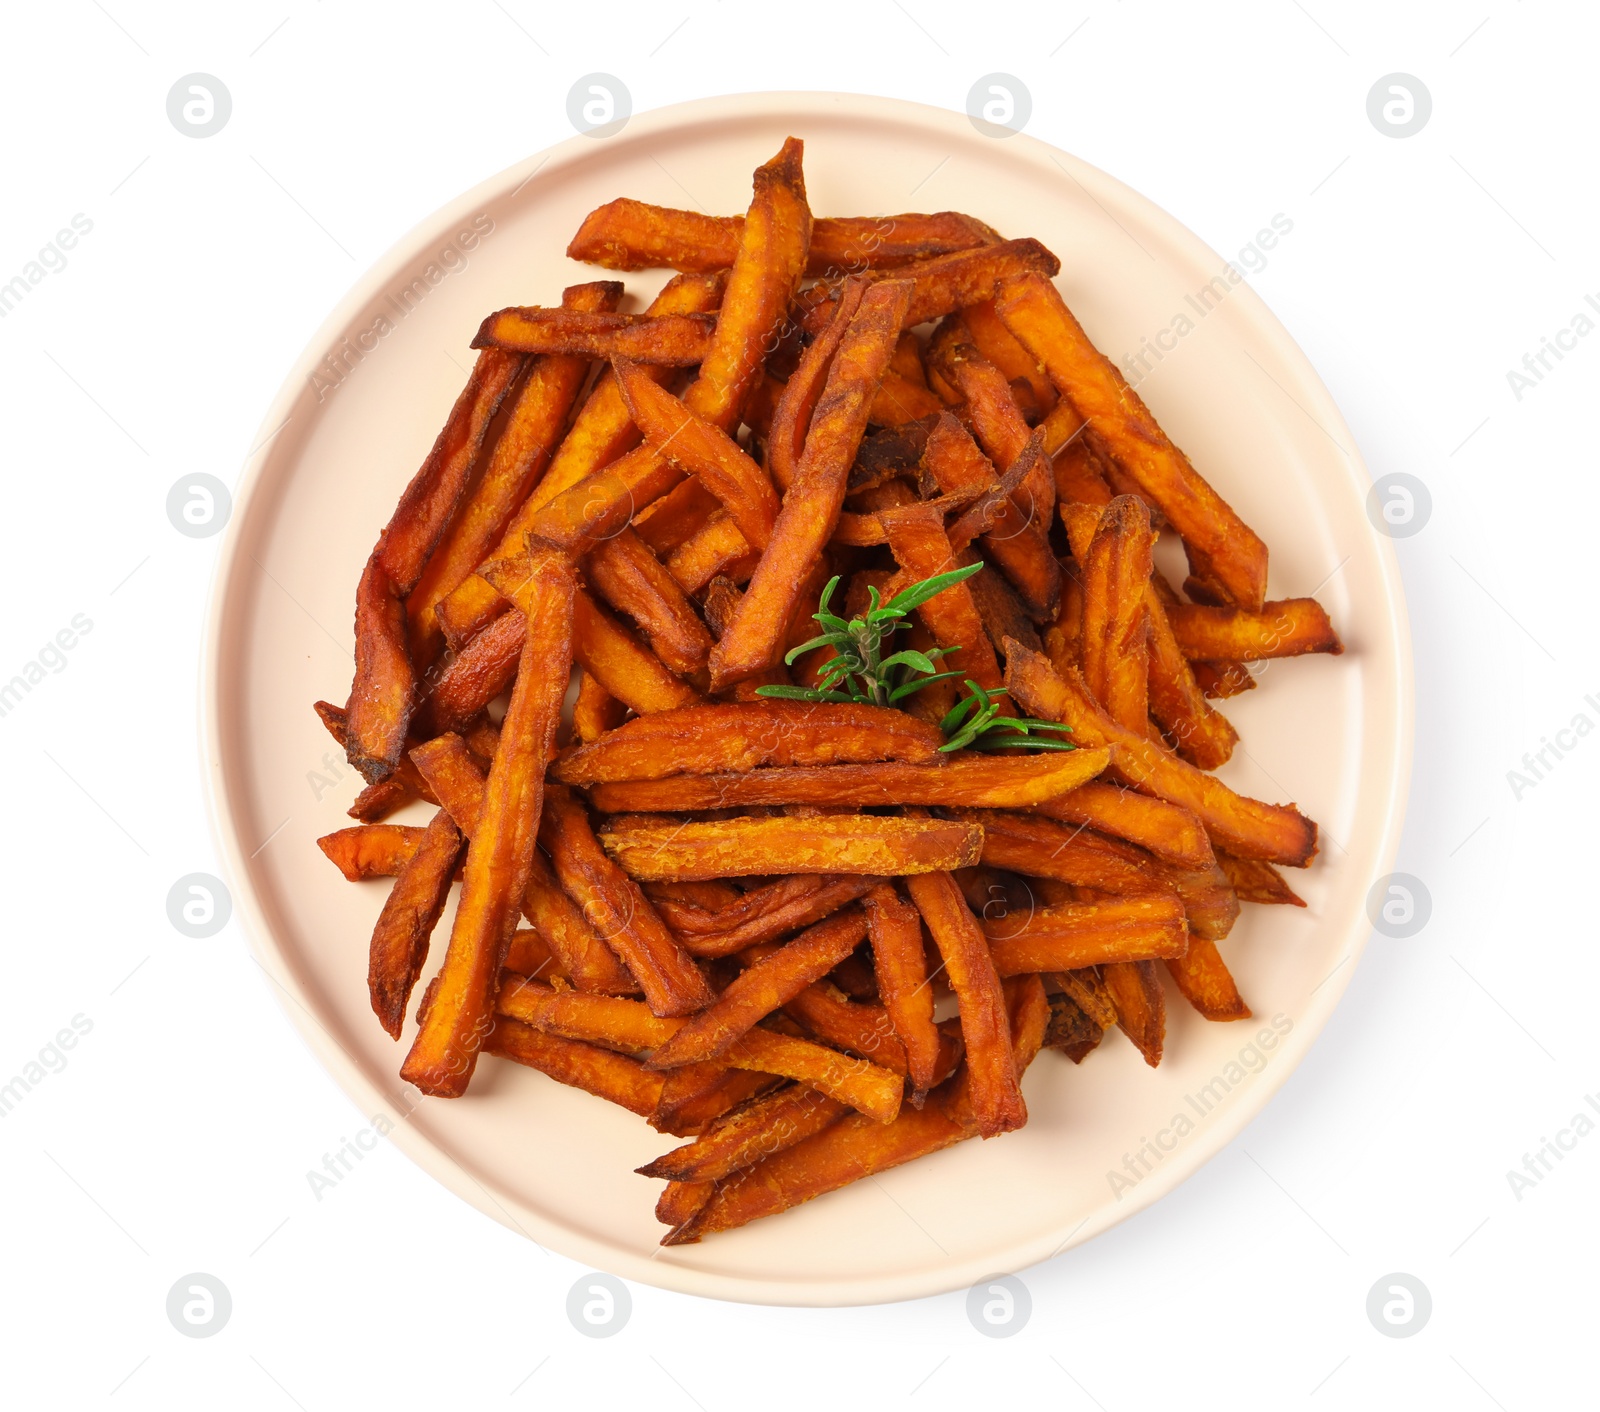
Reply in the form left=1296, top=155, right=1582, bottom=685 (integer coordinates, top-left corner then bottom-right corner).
left=200, top=89, right=1414, bottom=1306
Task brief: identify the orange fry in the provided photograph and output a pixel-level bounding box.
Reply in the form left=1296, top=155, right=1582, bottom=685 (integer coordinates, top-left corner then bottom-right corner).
left=317, top=824, right=427, bottom=881
left=597, top=813, right=984, bottom=881
left=1165, top=599, right=1343, bottom=662
left=584, top=528, right=715, bottom=678
left=709, top=277, right=912, bottom=689
left=1165, top=937, right=1251, bottom=1021
left=1103, top=959, right=1165, bottom=1067
left=367, top=809, right=465, bottom=1038
left=983, top=894, right=1189, bottom=975
left=400, top=546, right=574, bottom=1095
left=1074, top=496, right=1154, bottom=732
left=862, top=883, right=942, bottom=1097
left=486, top=1015, right=665, bottom=1117
left=471, top=307, right=716, bottom=364
left=1034, top=782, right=1215, bottom=871
left=995, top=271, right=1268, bottom=610
left=637, top=1085, right=850, bottom=1182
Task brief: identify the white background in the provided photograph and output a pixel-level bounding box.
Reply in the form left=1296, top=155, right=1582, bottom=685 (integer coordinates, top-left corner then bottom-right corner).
left=1, top=1, right=1594, bottom=1407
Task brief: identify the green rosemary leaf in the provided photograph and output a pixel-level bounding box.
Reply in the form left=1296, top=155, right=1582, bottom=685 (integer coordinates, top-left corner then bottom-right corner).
left=887, top=670, right=965, bottom=702
left=883, top=561, right=983, bottom=614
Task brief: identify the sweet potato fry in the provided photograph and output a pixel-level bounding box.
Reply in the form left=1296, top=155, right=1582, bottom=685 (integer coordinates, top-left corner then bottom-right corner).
left=656, top=875, right=826, bottom=937
left=1144, top=581, right=1238, bottom=769
left=553, top=700, right=943, bottom=784
left=317, top=824, right=427, bottom=881
left=663, top=511, right=753, bottom=593
left=904, top=870, right=1024, bottom=1137
left=961, top=299, right=1057, bottom=412
left=782, top=983, right=908, bottom=1075
left=862, top=883, right=942, bottom=1096
left=1165, top=937, right=1251, bottom=1021
left=529, top=139, right=811, bottom=553
left=1057, top=967, right=1118, bottom=1031
left=486, top=1015, right=665, bottom=1117
left=585, top=747, right=1110, bottom=813
left=647, top=909, right=869, bottom=1068
left=1003, top=642, right=1318, bottom=865
left=983, top=894, right=1188, bottom=975
left=584, top=528, right=715, bottom=678
left=345, top=348, right=523, bottom=780
left=613, top=357, right=780, bottom=550
left=665, top=973, right=1045, bottom=1242
left=1043, top=989, right=1103, bottom=1061
left=1074, top=496, right=1154, bottom=731
left=710, top=278, right=912, bottom=689
left=638, top=1084, right=849, bottom=1182
left=367, top=809, right=464, bottom=1039
left=572, top=669, right=627, bottom=744
left=656, top=1181, right=715, bottom=1227
left=400, top=547, right=574, bottom=1095
left=1165, top=599, right=1343, bottom=662
left=471, top=307, right=717, bottom=364
left=652, top=1065, right=779, bottom=1137
left=407, top=281, right=621, bottom=665
left=496, top=981, right=902, bottom=1122
left=504, top=928, right=563, bottom=981
left=877, top=500, right=1008, bottom=705
left=1102, top=959, right=1165, bottom=1066
left=408, top=733, right=636, bottom=994
left=635, top=477, right=723, bottom=557
left=767, top=278, right=869, bottom=491
left=597, top=813, right=984, bottom=881
left=676, top=876, right=877, bottom=960
left=1216, top=851, right=1307, bottom=907
left=1191, top=660, right=1258, bottom=698
left=800, top=238, right=1061, bottom=335
left=567, top=200, right=993, bottom=276
left=994, top=271, right=1268, bottom=610
left=1035, top=782, right=1215, bottom=871
left=869, top=368, right=944, bottom=426
left=423, top=609, right=524, bottom=732
left=435, top=273, right=726, bottom=649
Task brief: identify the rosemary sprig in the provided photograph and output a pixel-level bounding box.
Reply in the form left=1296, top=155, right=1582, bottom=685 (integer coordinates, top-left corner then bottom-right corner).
left=754, top=562, right=1074, bottom=753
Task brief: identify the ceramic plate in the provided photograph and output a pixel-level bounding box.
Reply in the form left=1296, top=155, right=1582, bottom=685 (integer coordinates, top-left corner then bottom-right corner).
left=202, top=92, right=1411, bottom=1306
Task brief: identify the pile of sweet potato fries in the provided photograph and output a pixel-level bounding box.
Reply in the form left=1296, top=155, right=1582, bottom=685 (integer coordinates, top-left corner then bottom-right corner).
left=315, top=138, right=1342, bottom=1244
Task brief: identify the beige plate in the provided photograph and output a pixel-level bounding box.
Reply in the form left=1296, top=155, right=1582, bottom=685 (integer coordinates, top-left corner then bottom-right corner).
left=202, top=92, right=1412, bottom=1306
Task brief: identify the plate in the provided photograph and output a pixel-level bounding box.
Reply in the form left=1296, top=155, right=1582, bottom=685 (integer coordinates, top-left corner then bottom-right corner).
left=202, top=92, right=1412, bottom=1306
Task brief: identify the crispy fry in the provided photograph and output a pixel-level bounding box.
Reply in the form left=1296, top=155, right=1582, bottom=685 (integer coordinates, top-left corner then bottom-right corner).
left=568, top=200, right=993, bottom=276
left=317, top=824, right=427, bottom=881
left=400, top=547, right=574, bottom=1095
left=869, top=367, right=944, bottom=426
left=486, top=1014, right=665, bottom=1117
left=995, top=271, right=1268, bottom=610
left=676, top=876, right=877, bottom=960
left=435, top=273, right=726, bottom=649
left=878, top=499, right=1009, bottom=706
left=1058, top=967, right=1118, bottom=1031
left=540, top=783, right=714, bottom=1016
left=655, top=1181, right=715, bottom=1227
left=529, top=139, right=811, bottom=553
left=904, top=870, right=1024, bottom=1137
left=408, top=733, right=636, bottom=994
left=345, top=348, right=523, bottom=780
left=1144, top=579, right=1238, bottom=769
left=1044, top=989, right=1103, bottom=1061
left=572, top=669, right=627, bottom=744
left=647, top=909, right=870, bottom=1068
left=861, top=883, right=942, bottom=1096
left=663, top=511, right=753, bottom=593
left=496, top=981, right=902, bottom=1122
left=471, top=307, right=716, bottom=363
left=1003, top=642, right=1318, bottom=865
left=585, top=747, right=1110, bottom=812
left=597, top=813, right=984, bottom=881
left=961, top=299, right=1057, bottom=412
left=943, top=345, right=1056, bottom=540
left=1165, top=937, right=1251, bottom=1020
left=584, top=528, right=715, bottom=678
left=1165, top=599, right=1343, bottom=662
left=961, top=808, right=1175, bottom=896
left=633, top=477, right=723, bottom=558
left=767, top=278, right=869, bottom=492
left=613, top=357, right=780, bottom=549
left=1216, top=851, right=1306, bottom=907
left=638, top=1084, right=849, bottom=1182
left=651, top=1065, right=779, bottom=1137
left=1035, top=782, right=1215, bottom=871
left=710, top=278, right=913, bottom=688
left=656, top=875, right=827, bottom=937
left=422, top=608, right=524, bottom=732
left=1102, top=959, right=1165, bottom=1066
left=504, top=928, right=563, bottom=982
left=983, top=894, right=1188, bottom=975
left=1074, top=496, right=1154, bottom=731
left=800, top=238, right=1060, bottom=335
left=782, top=983, right=908, bottom=1074
left=1191, top=659, right=1258, bottom=698
left=367, top=809, right=465, bottom=1039
left=552, top=700, right=944, bottom=784
left=407, top=281, right=620, bottom=665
